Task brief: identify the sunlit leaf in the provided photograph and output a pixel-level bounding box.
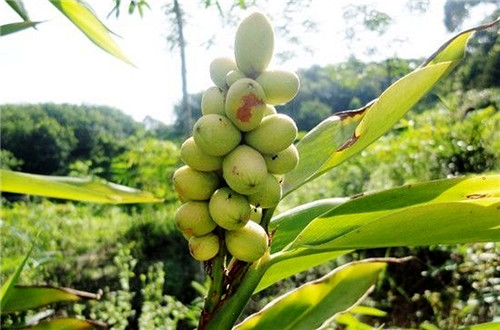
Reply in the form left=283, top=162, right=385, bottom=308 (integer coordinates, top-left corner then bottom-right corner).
left=6, top=0, right=30, bottom=21
left=456, top=322, right=500, bottom=330
left=15, top=318, right=106, bottom=329
left=282, top=18, right=500, bottom=195
left=3, top=286, right=100, bottom=312
left=49, top=0, right=133, bottom=65
left=0, top=245, right=33, bottom=310
left=289, top=175, right=500, bottom=251
left=0, top=169, right=161, bottom=204
left=349, top=305, right=387, bottom=317
left=235, top=259, right=389, bottom=330
left=0, top=21, right=41, bottom=36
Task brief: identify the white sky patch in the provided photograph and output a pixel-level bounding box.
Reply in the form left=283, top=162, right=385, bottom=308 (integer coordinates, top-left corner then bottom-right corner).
left=0, top=0, right=494, bottom=124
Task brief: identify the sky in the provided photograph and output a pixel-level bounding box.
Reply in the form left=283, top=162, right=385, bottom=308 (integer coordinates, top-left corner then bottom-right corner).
left=0, top=0, right=494, bottom=124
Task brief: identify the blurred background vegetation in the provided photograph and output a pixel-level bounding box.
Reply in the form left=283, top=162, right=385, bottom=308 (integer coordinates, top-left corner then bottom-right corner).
left=1, top=0, right=499, bottom=329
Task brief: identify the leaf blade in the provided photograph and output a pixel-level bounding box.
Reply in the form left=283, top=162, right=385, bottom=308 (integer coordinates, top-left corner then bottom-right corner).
left=15, top=318, right=106, bottom=329
left=0, top=21, right=41, bottom=36
left=0, top=245, right=33, bottom=310
left=0, top=169, right=161, bottom=204
left=6, top=0, right=30, bottom=21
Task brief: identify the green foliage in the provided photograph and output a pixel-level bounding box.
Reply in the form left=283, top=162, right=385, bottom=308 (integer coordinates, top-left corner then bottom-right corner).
left=0, top=149, right=23, bottom=171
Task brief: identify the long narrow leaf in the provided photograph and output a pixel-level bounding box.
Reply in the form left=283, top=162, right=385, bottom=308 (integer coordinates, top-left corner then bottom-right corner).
left=0, top=245, right=33, bottom=310
left=289, top=175, right=500, bottom=251
left=15, top=318, right=106, bottom=329
left=235, top=259, right=390, bottom=330
left=6, top=0, right=30, bottom=21
left=49, top=0, right=133, bottom=65
left=0, top=169, right=161, bottom=203
left=3, top=286, right=100, bottom=312
left=457, top=322, right=500, bottom=330
left=0, top=21, right=41, bottom=36
left=282, top=18, right=500, bottom=195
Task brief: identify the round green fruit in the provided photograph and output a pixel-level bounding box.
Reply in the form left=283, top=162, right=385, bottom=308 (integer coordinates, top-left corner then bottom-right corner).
left=209, top=187, right=251, bottom=230
left=181, top=137, right=223, bottom=172
left=235, top=12, right=274, bottom=77
left=175, top=201, right=217, bottom=237
left=222, top=145, right=267, bottom=195
left=225, top=78, right=266, bottom=132
left=189, top=233, right=219, bottom=261
left=201, top=86, right=225, bottom=116
left=263, top=104, right=277, bottom=117
left=263, top=144, right=299, bottom=174
left=244, top=114, right=298, bottom=154
left=225, top=221, right=268, bottom=262
left=173, top=165, right=220, bottom=201
left=256, top=70, right=300, bottom=105
left=249, top=206, right=263, bottom=224
left=226, top=69, right=247, bottom=87
left=210, top=57, right=237, bottom=89
left=248, top=173, right=282, bottom=208
left=193, top=114, right=241, bottom=156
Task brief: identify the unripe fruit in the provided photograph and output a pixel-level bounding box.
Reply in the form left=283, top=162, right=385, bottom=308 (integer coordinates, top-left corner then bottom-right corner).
left=175, top=201, right=217, bottom=237
left=225, top=78, right=266, bottom=132
left=256, top=70, right=300, bottom=105
left=225, top=221, right=268, bottom=262
left=193, top=114, right=241, bottom=156
left=263, top=104, right=277, bottom=117
left=189, top=233, right=219, bottom=261
left=173, top=165, right=220, bottom=201
left=181, top=137, right=223, bottom=172
left=223, top=145, right=267, bottom=195
left=210, top=57, right=237, bottom=89
left=249, top=207, right=263, bottom=224
left=209, top=187, right=251, bottom=230
left=263, top=144, right=299, bottom=174
left=244, top=114, right=298, bottom=154
left=248, top=173, right=282, bottom=208
left=226, top=69, right=247, bottom=87
left=235, top=12, right=274, bottom=77
left=201, top=87, right=225, bottom=116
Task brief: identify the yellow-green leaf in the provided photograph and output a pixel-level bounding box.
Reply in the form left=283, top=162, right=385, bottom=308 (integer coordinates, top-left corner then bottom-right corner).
left=49, top=0, right=133, bottom=65
left=456, top=322, right=500, bottom=330
left=289, top=175, right=500, bottom=251
left=0, top=245, right=33, bottom=311
left=235, top=259, right=388, bottom=330
left=15, top=318, right=106, bottom=329
left=0, top=169, right=161, bottom=204
left=3, top=286, right=99, bottom=312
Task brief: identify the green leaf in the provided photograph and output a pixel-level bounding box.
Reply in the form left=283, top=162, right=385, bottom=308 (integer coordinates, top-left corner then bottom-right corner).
left=255, top=248, right=350, bottom=293
left=0, top=169, right=161, bottom=204
left=235, top=259, right=389, bottom=330
left=456, top=322, right=500, bottom=330
left=0, top=21, right=41, bottom=36
left=333, top=313, right=373, bottom=330
left=270, top=198, right=348, bottom=253
left=14, top=318, right=106, bottom=329
left=0, top=245, right=33, bottom=311
left=49, top=0, right=133, bottom=66
left=289, top=175, right=500, bottom=251
left=3, top=286, right=99, bottom=312
left=349, top=305, right=387, bottom=317
left=282, top=18, right=500, bottom=195
left=6, top=0, right=30, bottom=21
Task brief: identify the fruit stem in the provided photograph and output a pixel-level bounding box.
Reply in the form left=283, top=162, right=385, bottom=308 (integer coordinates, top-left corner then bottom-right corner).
left=260, top=206, right=276, bottom=232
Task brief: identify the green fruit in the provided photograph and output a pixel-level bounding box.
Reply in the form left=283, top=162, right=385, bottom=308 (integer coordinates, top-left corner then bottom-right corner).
left=201, top=86, right=225, bottom=116
left=181, top=137, right=223, bottom=172
left=223, top=145, right=267, bottom=195
left=263, top=144, right=299, bottom=174
left=209, top=187, right=250, bottom=230
left=189, top=233, right=219, bottom=261
left=256, top=70, right=300, bottom=105
left=225, top=221, right=268, bottom=262
left=248, top=173, right=282, bottom=208
left=173, top=165, right=220, bottom=201
left=244, top=114, right=298, bottom=154
left=263, top=104, right=277, bottom=116
left=175, top=201, right=217, bottom=237
left=249, top=207, right=263, bottom=224
left=193, top=114, right=242, bottom=156
left=226, top=69, right=247, bottom=87
left=210, top=57, right=237, bottom=89
left=235, top=12, right=274, bottom=77
left=225, top=78, right=266, bottom=132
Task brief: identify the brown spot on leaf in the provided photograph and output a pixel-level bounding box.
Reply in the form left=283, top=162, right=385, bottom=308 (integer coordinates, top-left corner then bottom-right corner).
left=466, top=193, right=488, bottom=199
left=350, top=192, right=364, bottom=200
left=236, top=94, right=264, bottom=123
left=337, top=134, right=359, bottom=152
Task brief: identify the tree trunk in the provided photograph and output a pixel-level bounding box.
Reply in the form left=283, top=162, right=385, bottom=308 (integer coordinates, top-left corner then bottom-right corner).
left=173, top=0, right=191, bottom=137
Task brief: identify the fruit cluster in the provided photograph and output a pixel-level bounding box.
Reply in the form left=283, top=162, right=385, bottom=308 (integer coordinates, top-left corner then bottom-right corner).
left=173, top=12, right=300, bottom=263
